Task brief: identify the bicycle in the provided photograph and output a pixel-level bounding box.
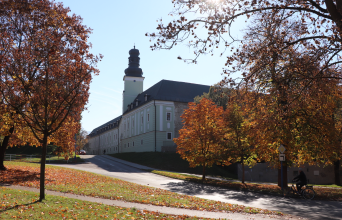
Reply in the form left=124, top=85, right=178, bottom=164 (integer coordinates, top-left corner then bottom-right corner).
left=285, top=181, right=315, bottom=200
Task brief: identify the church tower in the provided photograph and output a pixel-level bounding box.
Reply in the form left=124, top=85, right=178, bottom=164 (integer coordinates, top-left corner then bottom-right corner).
left=122, top=47, right=144, bottom=113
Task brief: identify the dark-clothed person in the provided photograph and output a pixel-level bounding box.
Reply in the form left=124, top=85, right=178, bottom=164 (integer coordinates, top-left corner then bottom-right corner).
left=293, top=170, right=307, bottom=192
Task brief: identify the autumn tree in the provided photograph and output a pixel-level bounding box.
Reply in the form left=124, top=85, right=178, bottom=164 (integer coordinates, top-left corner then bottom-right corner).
left=194, top=83, right=231, bottom=109
left=174, top=98, right=225, bottom=182
left=0, top=0, right=101, bottom=201
left=293, top=78, right=342, bottom=185
left=0, top=107, right=16, bottom=170
left=148, top=0, right=342, bottom=185
left=221, top=89, right=256, bottom=183
left=148, top=1, right=342, bottom=82
left=76, top=128, right=89, bottom=151
left=0, top=32, right=21, bottom=170
left=49, top=116, right=82, bottom=160
left=0, top=107, right=39, bottom=170
left=0, top=61, right=39, bottom=170
left=242, top=13, right=342, bottom=184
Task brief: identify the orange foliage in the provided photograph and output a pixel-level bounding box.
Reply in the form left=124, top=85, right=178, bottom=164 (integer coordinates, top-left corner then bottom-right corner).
left=221, top=89, right=256, bottom=183
left=0, top=0, right=102, bottom=200
left=174, top=98, right=225, bottom=181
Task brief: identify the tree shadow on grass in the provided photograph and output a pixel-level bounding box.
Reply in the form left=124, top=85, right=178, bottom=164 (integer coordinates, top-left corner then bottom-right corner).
left=0, top=200, right=40, bottom=214
left=0, top=169, right=41, bottom=185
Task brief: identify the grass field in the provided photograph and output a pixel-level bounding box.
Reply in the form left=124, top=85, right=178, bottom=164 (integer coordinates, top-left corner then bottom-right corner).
left=4, top=155, right=84, bottom=164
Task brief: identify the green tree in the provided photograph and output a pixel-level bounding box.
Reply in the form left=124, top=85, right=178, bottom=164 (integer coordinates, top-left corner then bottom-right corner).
left=194, top=84, right=231, bottom=109
left=221, top=90, right=256, bottom=183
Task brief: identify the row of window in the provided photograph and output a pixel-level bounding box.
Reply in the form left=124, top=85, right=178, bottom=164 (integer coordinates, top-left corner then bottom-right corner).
left=93, top=146, right=118, bottom=155
left=102, top=147, right=118, bottom=154
left=125, top=140, right=142, bottom=148
left=124, top=112, right=172, bottom=130
left=100, top=133, right=118, bottom=146
left=124, top=132, right=172, bottom=148
left=94, top=132, right=173, bottom=153
left=97, top=112, right=173, bottom=145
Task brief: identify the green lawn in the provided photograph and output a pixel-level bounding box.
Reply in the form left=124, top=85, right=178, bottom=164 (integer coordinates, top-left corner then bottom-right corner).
left=0, top=187, right=203, bottom=219
left=313, top=184, right=342, bottom=188
left=4, top=144, right=84, bottom=164
left=5, top=155, right=84, bottom=164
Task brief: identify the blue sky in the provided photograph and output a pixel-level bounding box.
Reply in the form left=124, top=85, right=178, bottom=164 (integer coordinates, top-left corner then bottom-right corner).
left=58, top=0, right=245, bottom=133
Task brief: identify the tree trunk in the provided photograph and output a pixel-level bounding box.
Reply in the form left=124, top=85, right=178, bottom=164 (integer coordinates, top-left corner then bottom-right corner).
left=39, top=134, right=48, bottom=201
left=241, top=158, right=245, bottom=183
left=0, top=126, right=15, bottom=170
left=334, top=160, right=341, bottom=186
left=202, top=163, right=206, bottom=182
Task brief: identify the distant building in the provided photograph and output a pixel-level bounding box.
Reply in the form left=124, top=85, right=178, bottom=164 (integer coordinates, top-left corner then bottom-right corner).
left=88, top=47, right=210, bottom=154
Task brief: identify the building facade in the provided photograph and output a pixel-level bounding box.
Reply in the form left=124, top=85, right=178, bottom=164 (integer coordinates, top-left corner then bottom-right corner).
left=88, top=47, right=210, bottom=154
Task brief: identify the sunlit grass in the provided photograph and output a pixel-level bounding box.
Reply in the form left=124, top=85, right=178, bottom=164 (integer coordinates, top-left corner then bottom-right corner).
left=0, top=187, right=203, bottom=219
left=314, top=184, right=342, bottom=188
left=5, top=155, right=84, bottom=164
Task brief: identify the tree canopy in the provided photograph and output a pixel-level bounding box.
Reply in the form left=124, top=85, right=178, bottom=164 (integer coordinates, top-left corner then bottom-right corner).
left=151, top=0, right=342, bottom=185
left=0, top=0, right=102, bottom=200
left=174, top=98, right=225, bottom=181
left=147, top=0, right=342, bottom=84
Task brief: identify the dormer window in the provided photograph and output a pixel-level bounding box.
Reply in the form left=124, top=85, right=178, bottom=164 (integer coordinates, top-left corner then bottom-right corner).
left=127, top=104, right=130, bottom=110
left=135, top=99, right=138, bottom=107
left=131, top=103, right=133, bottom=109
left=145, top=94, right=148, bottom=101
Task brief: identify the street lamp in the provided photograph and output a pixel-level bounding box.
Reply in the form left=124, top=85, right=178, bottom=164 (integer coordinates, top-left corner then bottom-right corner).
left=279, top=144, right=286, bottom=191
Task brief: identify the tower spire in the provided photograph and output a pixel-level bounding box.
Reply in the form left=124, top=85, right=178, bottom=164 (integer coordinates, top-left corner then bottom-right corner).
left=122, top=47, right=145, bottom=113
left=124, top=46, right=142, bottom=77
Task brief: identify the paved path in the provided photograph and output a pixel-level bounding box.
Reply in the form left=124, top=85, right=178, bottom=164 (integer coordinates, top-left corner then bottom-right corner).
left=50, top=155, right=341, bottom=220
